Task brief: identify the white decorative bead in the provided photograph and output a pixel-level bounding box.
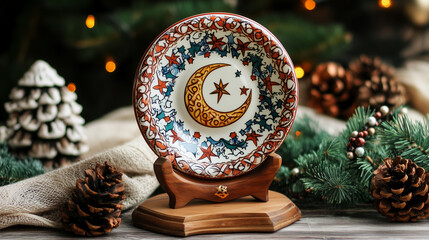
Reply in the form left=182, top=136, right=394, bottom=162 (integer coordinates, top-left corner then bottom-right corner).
left=400, top=107, right=408, bottom=115
left=367, top=116, right=377, bottom=127
left=355, top=147, right=365, bottom=157
left=351, top=131, right=359, bottom=137
left=380, top=105, right=389, bottom=116
left=291, top=168, right=300, bottom=176
left=347, top=152, right=354, bottom=159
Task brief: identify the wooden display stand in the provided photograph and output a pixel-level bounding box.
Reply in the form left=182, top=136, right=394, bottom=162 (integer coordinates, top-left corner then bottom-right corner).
left=132, top=153, right=301, bottom=236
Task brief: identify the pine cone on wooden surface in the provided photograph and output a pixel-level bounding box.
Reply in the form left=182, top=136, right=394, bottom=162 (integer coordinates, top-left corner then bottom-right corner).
left=308, top=62, right=357, bottom=118
left=349, top=55, right=407, bottom=110
left=62, top=162, right=125, bottom=236
left=372, top=156, right=429, bottom=222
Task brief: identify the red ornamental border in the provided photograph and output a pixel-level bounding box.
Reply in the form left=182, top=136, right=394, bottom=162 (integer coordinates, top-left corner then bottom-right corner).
left=133, top=13, right=298, bottom=178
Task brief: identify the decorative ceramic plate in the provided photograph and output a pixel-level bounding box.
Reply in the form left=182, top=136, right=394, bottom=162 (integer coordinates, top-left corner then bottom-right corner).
left=133, top=13, right=298, bottom=179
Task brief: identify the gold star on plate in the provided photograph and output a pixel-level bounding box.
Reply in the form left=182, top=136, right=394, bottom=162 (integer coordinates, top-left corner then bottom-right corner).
left=210, top=79, right=230, bottom=103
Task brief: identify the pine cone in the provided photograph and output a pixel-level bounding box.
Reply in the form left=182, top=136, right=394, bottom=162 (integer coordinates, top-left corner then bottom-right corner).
left=62, top=162, right=125, bottom=236
left=372, top=156, right=429, bottom=222
left=349, top=55, right=407, bottom=110
left=308, top=62, right=357, bottom=118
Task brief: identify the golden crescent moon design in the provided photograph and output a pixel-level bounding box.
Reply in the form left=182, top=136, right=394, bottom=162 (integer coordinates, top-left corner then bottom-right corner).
left=184, top=63, right=252, bottom=128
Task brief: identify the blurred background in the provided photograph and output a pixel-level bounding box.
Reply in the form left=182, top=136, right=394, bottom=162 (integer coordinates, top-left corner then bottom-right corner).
left=1, top=0, right=428, bottom=123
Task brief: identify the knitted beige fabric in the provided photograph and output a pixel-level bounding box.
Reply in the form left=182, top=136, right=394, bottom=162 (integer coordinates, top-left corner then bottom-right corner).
left=0, top=106, right=159, bottom=229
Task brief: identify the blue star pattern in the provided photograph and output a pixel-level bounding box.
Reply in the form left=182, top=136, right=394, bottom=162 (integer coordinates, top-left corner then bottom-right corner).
left=149, top=30, right=285, bottom=163
left=235, top=70, right=241, bottom=77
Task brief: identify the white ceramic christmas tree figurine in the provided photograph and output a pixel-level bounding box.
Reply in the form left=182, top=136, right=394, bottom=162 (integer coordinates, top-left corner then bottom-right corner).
left=0, top=125, right=7, bottom=143
left=4, top=60, right=89, bottom=168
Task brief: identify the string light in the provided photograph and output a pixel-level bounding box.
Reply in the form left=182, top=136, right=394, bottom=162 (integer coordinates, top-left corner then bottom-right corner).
left=67, top=83, right=76, bottom=92
left=295, top=66, right=305, bottom=79
left=105, top=59, right=116, bottom=73
left=85, top=15, right=95, bottom=29
left=304, top=0, right=316, bottom=11
left=301, top=61, right=312, bottom=72
left=378, top=0, right=392, bottom=8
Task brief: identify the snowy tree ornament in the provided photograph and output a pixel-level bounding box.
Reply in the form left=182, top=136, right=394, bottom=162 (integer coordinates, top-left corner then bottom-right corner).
left=4, top=60, right=89, bottom=169
left=0, top=125, right=8, bottom=143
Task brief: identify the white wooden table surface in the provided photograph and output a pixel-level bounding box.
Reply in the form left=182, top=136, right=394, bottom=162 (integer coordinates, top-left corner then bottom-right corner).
left=1, top=206, right=428, bottom=239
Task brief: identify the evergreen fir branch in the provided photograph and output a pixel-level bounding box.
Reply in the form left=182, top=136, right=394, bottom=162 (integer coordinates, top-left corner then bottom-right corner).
left=294, top=138, right=343, bottom=168
left=295, top=150, right=320, bottom=171
left=257, top=14, right=350, bottom=63
left=379, top=115, right=429, bottom=170
left=301, top=162, right=362, bottom=206
left=354, top=149, right=386, bottom=189
left=271, top=166, right=292, bottom=194
left=297, top=138, right=368, bottom=206
left=272, top=106, right=429, bottom=207
left=279, top=107, right=379, bottom=206
left=341, top=107, right=380, bottom=189
left=319, top=138, right=344, bottom=163
left=355, top=157, right=375, bottom=188
left=51, top=0, right=234, bottom=56
left=353, top=134, right=389, bottom=190
left=0, top=142, right=45, bottom=186
left=277, top=115, right=330, bottom=165
left=342, top=107, right=374, bottom=139
left=347, top=107, right=410, bottom=190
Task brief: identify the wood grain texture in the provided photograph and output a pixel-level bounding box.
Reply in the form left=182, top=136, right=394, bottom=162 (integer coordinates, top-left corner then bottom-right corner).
left=132, top=191, right=301, bottom=237
left=155, top=152, right=282, bottom=208
left=2, top=207, right=429, bottom=239
left=1, top=207, right=429, bottom=239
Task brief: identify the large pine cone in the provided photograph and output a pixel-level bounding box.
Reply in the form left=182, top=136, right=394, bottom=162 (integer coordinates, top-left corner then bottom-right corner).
left=62, top=162, right=125, bottom=236
left=349, top=55, right=407, bottom=110
left=308, top=62, right=357, bottom=119
left=372, top=156, right=429, bottom=222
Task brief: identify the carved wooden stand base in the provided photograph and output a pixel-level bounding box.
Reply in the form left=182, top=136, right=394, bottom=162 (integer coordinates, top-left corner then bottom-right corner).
left=132, top=190, right=301, bottom=237
left=132, top=152, right=301, bottom=236
left=154, top=152, right=283, bottom=208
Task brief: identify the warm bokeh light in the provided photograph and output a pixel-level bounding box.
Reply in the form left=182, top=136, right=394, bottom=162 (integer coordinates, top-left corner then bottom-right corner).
left=295, top=66, right=305, bottom=79
left=105, top=60, right=116, bottom=73
left=301, top=61, right=312, bottom=72
left=67, top=83, right=76, bottom=92
left=85, top=15, right=95, bottom=28
left=378, top=0, right=392, bottom=8
left=304, top=0, right=316, bottom=10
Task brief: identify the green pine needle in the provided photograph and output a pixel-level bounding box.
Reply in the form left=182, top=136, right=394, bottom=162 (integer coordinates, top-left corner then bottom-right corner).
left=0, top=142, right=45, bottom=186
left=379, top=115, right=429, bottom=170
left=272, top=106, right=429, bottom=207
left=341, top=107, right=374, bottom=140
left=302, top=163, right=361, bottom=205
left=257, top=14, right=350, bottom=63
left=273, top=107, right=387, bottom=206
left=277, top=115, right=331, bottom=165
